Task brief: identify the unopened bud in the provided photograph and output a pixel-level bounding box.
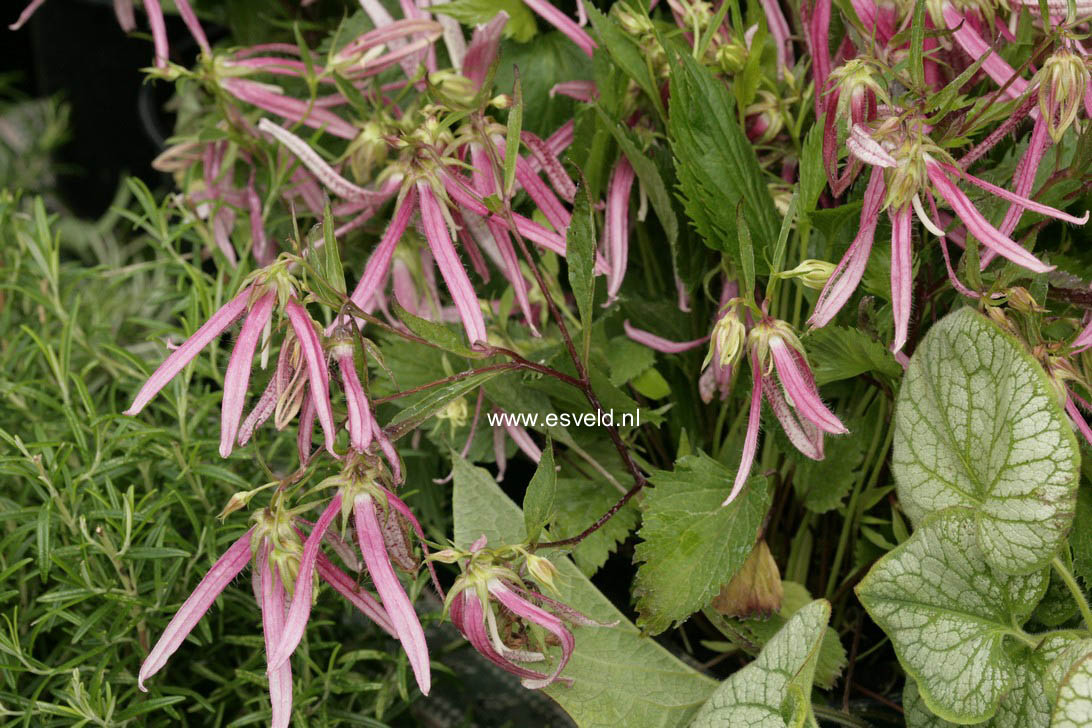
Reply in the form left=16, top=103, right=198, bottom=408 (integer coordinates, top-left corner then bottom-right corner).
left=611, top=4, right=654, bottom=36
left=778, top=259, right=837, bottom=290
left=429, top=548, right=463, bottom=564
left=525, top=554, right=561, bottom=595
left=715, top=43, right=748, bottom=74
left=1005, top=287, right=1045, bottom=314
left=1038, top=48, right=1091, bottom=142
left=707, top=304, right=747, bottom=371
left=711, top=540, right=783, bottom=619
left=428, top=70, right=479, bottom=108
left=218, top=489, right=258, bottom=520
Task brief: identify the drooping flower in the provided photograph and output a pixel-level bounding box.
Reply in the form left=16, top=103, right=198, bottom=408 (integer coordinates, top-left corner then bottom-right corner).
left=138, top=505, right=395, bottom=727
left=726, top=318, right=848, bottom=505
left=443, top=536, right=611, bottom=689
left=270, top=457, right=442, bottom=695
left=809, top=115, right=1089, bottom=352
left=125, top=264, right=337, bottom=457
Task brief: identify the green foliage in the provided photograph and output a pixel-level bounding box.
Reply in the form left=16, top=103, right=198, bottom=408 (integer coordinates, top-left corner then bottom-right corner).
left=433, top=0, right=538, bottom=42
left=892, top=307, right=1080, bottom=574
left=633, top=453, right=770, bottom=634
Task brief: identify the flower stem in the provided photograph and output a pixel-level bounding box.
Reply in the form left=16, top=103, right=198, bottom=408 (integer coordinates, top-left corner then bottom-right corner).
left=1052, top=555, right=1092, bottom=633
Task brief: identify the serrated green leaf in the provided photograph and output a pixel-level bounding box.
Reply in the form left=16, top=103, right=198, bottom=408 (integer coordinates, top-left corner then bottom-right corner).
left=799, top=123, right=825, bottom=215
left=630, top=366, right=671, bottom=400
left=504, top=68, right=523, bottom=196
left=607, top=336, right=656, bottom=386
left=451, top=456, right=716, bottom=727
left=634, top=453, right=770, bottom=634
left=689, top=600, right=832, bottom=728
left=892, top=307, right=1080, bottom=574
left=385, top=369, right=505, bottom=441
left=584, top=3, right=665, bottom=120
left=392, top=301, right=480, bottom=359
left=668, top=51, right=779, bottom=268
left=804, top=326, right=902, bottom=385
left=523, top=438, right=556, bottom=542
left=792, top=426, right=866, bottom=513
left=856, top=509, right=1049, bottom=723
left=551, top=477, right=639, bottom=575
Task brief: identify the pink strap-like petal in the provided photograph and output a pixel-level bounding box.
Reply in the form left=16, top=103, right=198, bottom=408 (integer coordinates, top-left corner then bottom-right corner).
left=926, top=162, right=1054, bottom=274
left=769, top=338, right=847, bottom=434
left=126, top=289, right=251, bottom=416
left=220, top=291, right=275, bottom=458
left=623, top=320, right=709, bottom=354
left=285, top=300, right=337, bottom=455
left=725, top=352, right=764, bottom=506
left=142, top=0, right=170, bottom=68
left=315, top=550, right=397, bottom=636
left=605, top=157, right=636, bottom=301
left=268, top=495, right=342, bottom=670
left=354, top=495, right=431, bottom=695
left=417, top=181, right=488, bottom=344
left=809, top=166, right=885, bottom=327
left=139, top=530, right=253, bottom=690
left=456, top=590, right=555, bottom=682
left=487, top=580, right=575, bottom=689
left=523, top=0, right=596, bottom=57
left=888, top=205, right=913, bottom=354
left=337, top=353, right=374, bottom=452
left=256, top=545, right=293, bottom=728
left=348, top=187, right=418, bottom=311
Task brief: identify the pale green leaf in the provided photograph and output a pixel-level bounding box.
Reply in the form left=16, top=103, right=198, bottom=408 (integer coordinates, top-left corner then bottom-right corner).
left=634, top=453, right=770, bottom=634
left=689, top=600, right=832, bottom=728
left=892, top=307, right=1079, bottom=574
left=1053, top=644, right=1092, bottom=728
left=856, top=509, right=1049, bottom=723
left=551, top=477, right=639, bottom=575
left=567, top=183, right=596, bottom=340
left=607, top=336, right=656, bottom=387
left=451, top=456, right=716, bottom=727
left=385, top=369, right=505, bottom=441
left=904, top=634, right=1082, bottom=728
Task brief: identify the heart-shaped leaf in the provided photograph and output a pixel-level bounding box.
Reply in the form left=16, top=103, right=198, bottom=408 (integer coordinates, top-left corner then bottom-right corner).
left=1053, top=642, right=1092, bottom=727
left=689, top=599, right=831, bottom=728
left=892, top=306, right=1079, bottom=574
left=856, top=509, right=1049, bottom=723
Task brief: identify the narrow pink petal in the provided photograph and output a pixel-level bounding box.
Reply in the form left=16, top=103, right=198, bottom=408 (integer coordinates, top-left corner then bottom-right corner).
left=546, top=119, right=575, bottom=157
left=246, top=177, right=275, bottom=266
left=623, top=320, right=709, bottom=353
left=337, top=353, right=374, bottom=452
left=942, top=5, right=1028, bottom=100
left=503, top=423, right=542, bottom=462
left=113, top=0, right=136, bottom=31
left=493, top=424, right=508, bottom=482
left=846, top=124, right=895, bottom=167
left=239, top=375, right=277, bottom=447
left=222, top=79, right=358, bottom=140
left=269, top=495, right=342, bottom=670
left=175, top=0, right=210, bottom=54
left=259, top=119, right=374, bottom=200
left=315, top=551, right=397, bottom=637
left=462, top=12, right=508, bottom=87
left=928, top=191, right=980, bottom=299
left=417, top=181, right=488, bottom=344
left=285, top=300, right=337, bottom=455
left=769, top=337, right=847, bottom=434
left=348, top=187, right=418, bottom=310
left=257, top=545, right=293, bottom=728
left=550, top=81, right=598, bottom=103
left=809, top=166, right=885, bottom=327
left=377, top=486, right=443, bottom=596
left=126, top=289, right=251, bottom=416
left=763, top=368, right=824, bottom=460
left=522, top=0, right=597, bottom=57
left=9, top=0, right=46, bottom=30
left=996, top=116, right=1050, bottom=248
left=354, top=494, right=431, bottom=695
left=508, top=149, right=572, bottom=233
left=297, top=392, right=316, bottom=464
left=759, top=0, right=795, bottom=76
left=142, top=0, right=170, bottom=68
left=487, top=580, right=574, bottom=689
left=926, top=162, right=1054, bottom=273
left=522, top=131, right=577, bottom=202
left=138, top=530, right=253, bottom=690
left=1065, top=394, right=1092, bottom=446
left=605, top=157, right=636, bottom=301
left=220, top=292, right=275, bottom=458
left=457, top=591, right=554, bottom=682
left=888, top=205, right=912, bottom=354
left=939, top=161, right=1088, bottom=226
left=803, top=0, right=832, bottom=118
left=725, top=353, right=764, bottom=506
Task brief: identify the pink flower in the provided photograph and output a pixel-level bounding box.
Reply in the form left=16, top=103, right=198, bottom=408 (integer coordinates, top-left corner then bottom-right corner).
left=726, top=320, right=847, bottom=505
left=522, top=0, right=597, bottom=57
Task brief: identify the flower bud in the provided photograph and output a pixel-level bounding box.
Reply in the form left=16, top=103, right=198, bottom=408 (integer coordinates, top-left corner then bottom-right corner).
left=218, top=489, right=258, bottom=520
left=708, top=304, right=747, bottom=370
left=428, top=548, right=463, bottom=564
left=428, top=70, right=479, bottom=108
left=525, top=554, right=561, bottom=596
left=778, top=259, right=837, bottom=290
left=1038, top=48, right=1091, bottom=142
left=711, top=539, right=783, bottom=619
left=347, top=119, right=390, bottom=182
left=715, top=43, right=748, bottom=74
left=1005, top=286, right=1045, bottom=314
